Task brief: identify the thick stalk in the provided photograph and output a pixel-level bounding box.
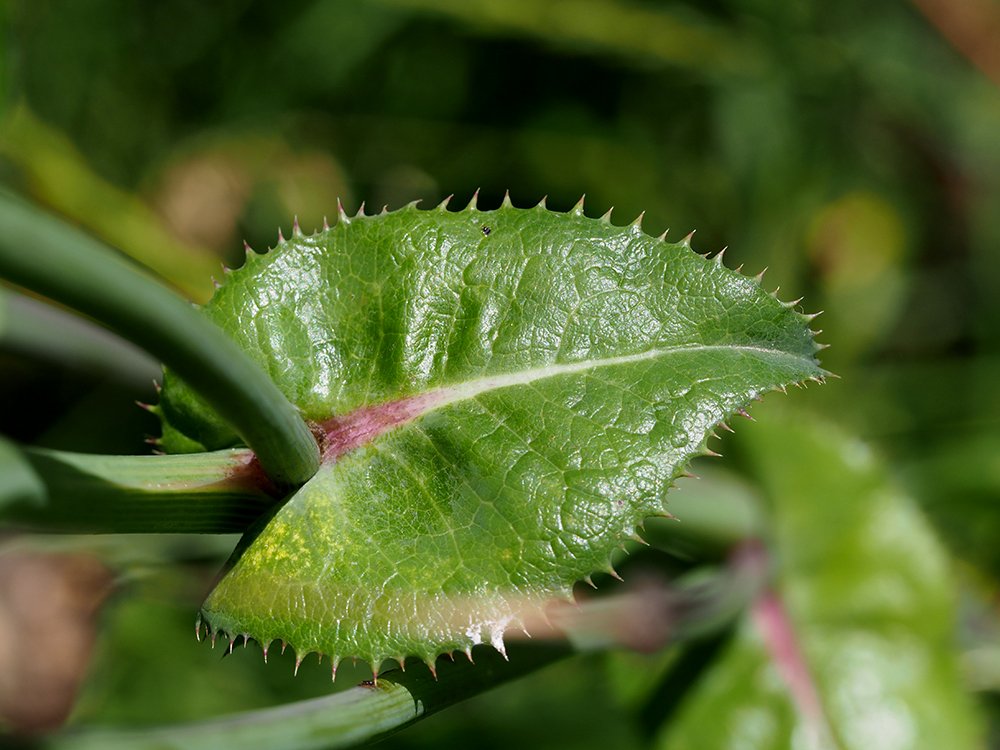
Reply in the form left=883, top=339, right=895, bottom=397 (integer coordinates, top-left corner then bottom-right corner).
left=49, top=645, right=571, bottom=750
left=0, top=193, right=319, bottom=487
left=0, top=286, right=160, bottom=387
left=0, top=438, right=278, bottom=534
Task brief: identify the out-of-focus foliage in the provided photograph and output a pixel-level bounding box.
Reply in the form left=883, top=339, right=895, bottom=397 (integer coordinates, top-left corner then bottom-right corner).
left=656, top=408, right=980, bottom=749
left=2, top=0, right=1000, bottom=746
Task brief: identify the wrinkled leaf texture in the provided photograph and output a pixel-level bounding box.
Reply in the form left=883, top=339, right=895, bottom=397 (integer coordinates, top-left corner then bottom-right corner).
left=159, top=199, right=824, bottom=671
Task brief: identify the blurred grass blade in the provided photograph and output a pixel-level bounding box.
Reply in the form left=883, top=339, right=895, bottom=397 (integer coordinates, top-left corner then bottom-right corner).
left=0, top=192, right=320, bottom=487
left=0, top=438, right=277, bottom=533
left=0, top=106, right=219, bottom=302
left=49, top=646, right=570, bottom=750
left=0, top=286, right=160, bottom=387
left=377, top=0, right=761, bottom=74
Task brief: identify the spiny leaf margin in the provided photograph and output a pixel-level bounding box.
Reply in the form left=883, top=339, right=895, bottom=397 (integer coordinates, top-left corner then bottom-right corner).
left=164, top=195, right=825, bottom=675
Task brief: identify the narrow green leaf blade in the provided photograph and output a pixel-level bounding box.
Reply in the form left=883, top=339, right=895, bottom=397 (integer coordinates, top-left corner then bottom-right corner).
left=166, top=202, right=823, bottom=669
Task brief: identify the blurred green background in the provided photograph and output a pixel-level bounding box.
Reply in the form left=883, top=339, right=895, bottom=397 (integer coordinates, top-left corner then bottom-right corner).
left=2, top=0, right=1000, bottom=747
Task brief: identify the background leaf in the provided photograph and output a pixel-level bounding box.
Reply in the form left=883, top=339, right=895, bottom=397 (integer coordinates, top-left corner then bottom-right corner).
left=654, top=407, right=982, bottom=750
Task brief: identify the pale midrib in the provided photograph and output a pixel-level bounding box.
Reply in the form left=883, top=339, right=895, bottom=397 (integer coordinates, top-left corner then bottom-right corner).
left=438, top=343, right=810, bottom=406
left=321, top=343, right=814, bottom=461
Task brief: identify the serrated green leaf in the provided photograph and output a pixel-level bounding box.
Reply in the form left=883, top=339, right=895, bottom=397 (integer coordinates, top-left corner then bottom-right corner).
left=161, top=201, right=823, bottom=670
left=656, top=409, right=982, bottom=750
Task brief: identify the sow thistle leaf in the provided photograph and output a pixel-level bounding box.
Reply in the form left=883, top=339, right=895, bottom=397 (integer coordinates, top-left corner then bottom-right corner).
left=160, top=198, right=824, bottom=674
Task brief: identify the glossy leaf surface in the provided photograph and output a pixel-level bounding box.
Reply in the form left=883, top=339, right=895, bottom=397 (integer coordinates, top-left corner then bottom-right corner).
left=161, top=201, right=824, bottom=669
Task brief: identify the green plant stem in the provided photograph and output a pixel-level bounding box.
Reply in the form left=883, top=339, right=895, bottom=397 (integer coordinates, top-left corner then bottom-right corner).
left=49, top=645, right=572, bottom=750
left=0, top=438, right=279, bottom=533
left=0, top=192, right=320, bottom=487
left=0, top=286, right=160, bottom=386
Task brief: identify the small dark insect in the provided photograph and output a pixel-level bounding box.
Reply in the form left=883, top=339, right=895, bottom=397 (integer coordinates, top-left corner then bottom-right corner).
left=481, top=225, right=491, bottom=236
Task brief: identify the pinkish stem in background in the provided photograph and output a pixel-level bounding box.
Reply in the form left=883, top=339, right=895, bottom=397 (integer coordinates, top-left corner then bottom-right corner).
left=752, top=588, right=835, bottom=749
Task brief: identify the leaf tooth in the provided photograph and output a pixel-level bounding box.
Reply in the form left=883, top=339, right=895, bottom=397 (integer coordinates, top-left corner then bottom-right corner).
left=571, top=194, right=586, bottom=216
left=211, top=275, right=222, bottom=290
left=753, top=267, right=768, bottom=284
left=463, top=647, right=474, bottom=662
left=466, top=188, right=480, bottom=211
left=627, top=530, right=650, bottom=546
left=292, top=215, right=302, bottom=237
left=436, top=194, right=454, bottom=211
left=702, top=447, right=723, bottom=458
left=242, top=633, right=251, bottom=648
left=600, top=207, right=614, bottom=223
left=490, top=626, right=508, bottom=660
left=735, top=263, right=744, bottom=273
left=355, top=201, right=367, bottom=219
left=680, top=230, right=696, bottom=248
left=330, top=656, right=340, bottom=682
left=280, top=639, right=288, bottom=655
left=405, top=198, right=422, bottom=211
left=501, top=190, right=513, bottom=208
left=277, top=227, right=285, bottom=244
left=337, top=198, right=350, bottom=224
left=657, top=230, right=668, bottom=241
left=425, top=656, right=439, bottom=679
left=629, top=210, right=645, bottom=233
left=243, top=239, right=254, bottom=256
left=262, top=640, right=271, bottom=664
left=769, top=285, right=781, bottom=299
left=228, top=634, right=237, bottom=654
left=801, top=309, right=824, bottom=322
left=605, top=563, right=624, bottom=582
left=649, top=509, right=677, bottom=521
left=736, top=408, right=754, bottom=421
left=135, top=400, right=155, bottom=413
left=322, top=215, right=330, bottom=231
left=781, top=296, right=804, bottom=309
left=582, top=574, right=598, bottom=589
left=394, top=655, right=407, bottom=672
left=380, top=204, right=389, bottom=215
left=536, top=195, right=548, bottom=209
left=713, top=247, right=728, bottom=265
left=294, top=652, right=305, bottom=676
left=195, top=615, right=203, bottom=642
